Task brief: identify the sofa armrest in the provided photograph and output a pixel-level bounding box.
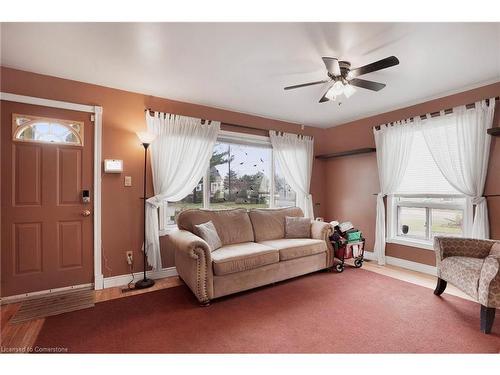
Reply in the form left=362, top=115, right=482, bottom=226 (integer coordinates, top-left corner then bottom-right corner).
left=311, top=221, right=334, bottom=267
left=169, top=230, right=213, bottom=303
left=479, top=256, right=500, bottom=308
left=311, top=220, right=332, bottom=240
left=434, top=237, right=496, bottom=266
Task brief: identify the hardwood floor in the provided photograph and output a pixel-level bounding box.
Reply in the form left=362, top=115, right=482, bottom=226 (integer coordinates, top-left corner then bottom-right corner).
left=0, top=277, right=183, bottom=352
left=93, top=276, right=183, bottom=303
left=359, top=260, right=474, bottom=301
left=0, top=262, right=472, bottom=352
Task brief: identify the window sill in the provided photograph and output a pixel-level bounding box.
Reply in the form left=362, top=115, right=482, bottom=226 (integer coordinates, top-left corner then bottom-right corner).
left=386, top=237, right=434, bottom=251
left=159, top=224, right=179, bottom=237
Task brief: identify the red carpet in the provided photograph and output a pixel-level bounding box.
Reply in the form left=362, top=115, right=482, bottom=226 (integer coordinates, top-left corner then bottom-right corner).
left=34, top=268, right=500, bottom=353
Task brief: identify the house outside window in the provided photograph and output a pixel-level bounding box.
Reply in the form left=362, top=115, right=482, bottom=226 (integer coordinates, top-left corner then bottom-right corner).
left=162, top=131, right=297, bottom=228
left=274, top=161, right=296, bottom=208
left=387, top=129, right=470, bottom=250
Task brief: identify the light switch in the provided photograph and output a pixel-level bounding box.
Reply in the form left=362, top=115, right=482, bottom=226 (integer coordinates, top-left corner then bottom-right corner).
left=124, top=176, right=132, bottom=187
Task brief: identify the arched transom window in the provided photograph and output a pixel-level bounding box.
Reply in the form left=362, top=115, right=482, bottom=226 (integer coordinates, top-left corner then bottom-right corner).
left=12, top=114, right=84, bottom=146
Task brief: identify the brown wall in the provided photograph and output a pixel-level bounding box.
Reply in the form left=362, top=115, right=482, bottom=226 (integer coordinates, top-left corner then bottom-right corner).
left=321, top=82, right=500, bottom=266
left=1, top=65, right=497, bottom=277
left=0, top=67, right=326, bottom=277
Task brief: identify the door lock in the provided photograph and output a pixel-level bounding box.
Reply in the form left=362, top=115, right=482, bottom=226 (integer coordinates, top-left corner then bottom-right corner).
left=81, top=210, right=91, bottom=217
left=82, top=189, right=90, bottom=203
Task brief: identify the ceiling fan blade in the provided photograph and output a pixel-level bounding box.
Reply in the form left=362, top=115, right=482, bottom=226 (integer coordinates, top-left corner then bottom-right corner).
left=349, top=78, right=386, bottom=91
left=350, top=56, right=399, bottom=78
left=284, top=79, right=329, bottom=91
left=322, top=57, right=341, bottom=76
left=318, top=86, right=332, bottom=103
left=319, top=95, right=330, bottom=103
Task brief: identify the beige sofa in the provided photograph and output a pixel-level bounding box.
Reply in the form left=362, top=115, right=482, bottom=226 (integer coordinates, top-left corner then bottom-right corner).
left=168, top=207, right=333, bottom=305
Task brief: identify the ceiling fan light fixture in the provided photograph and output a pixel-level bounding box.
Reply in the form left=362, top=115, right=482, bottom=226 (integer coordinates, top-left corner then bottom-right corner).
left=330, top=80, right=344, bottom=96
left=325, top=88, right=336, bottom=101
left=343, top=84, right=356, bottom=98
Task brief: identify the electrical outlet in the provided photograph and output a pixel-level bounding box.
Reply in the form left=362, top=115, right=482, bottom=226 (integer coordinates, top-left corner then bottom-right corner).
left=126, top=251, right=133, bottom=265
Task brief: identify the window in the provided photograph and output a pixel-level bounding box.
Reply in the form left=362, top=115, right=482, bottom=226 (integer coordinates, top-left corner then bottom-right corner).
left=13, top=114, right=84, bottom=146
left=387, top=130, right=469, bottom=249
left=162, top=131, right=297, bottom=227
left=209, top=141, right=272, bottom=210
left=274, top=161, right=296, bottom=208
left=391, top=196, right=466, bottom=245
left=165, top=178, right=204, bottom=225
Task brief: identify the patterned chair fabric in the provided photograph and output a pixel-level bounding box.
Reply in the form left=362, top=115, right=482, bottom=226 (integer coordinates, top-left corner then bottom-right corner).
left=434, top=237, right=500, bottom=308
left=440, top=256, right=483, bottom=299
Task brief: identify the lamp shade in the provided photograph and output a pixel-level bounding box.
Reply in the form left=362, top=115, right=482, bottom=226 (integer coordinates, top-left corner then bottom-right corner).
left=136, top=131, right=156, bottom=145
left=343, top=84, right=356, bottom=98
left=330, top=81, right=344, bottom=96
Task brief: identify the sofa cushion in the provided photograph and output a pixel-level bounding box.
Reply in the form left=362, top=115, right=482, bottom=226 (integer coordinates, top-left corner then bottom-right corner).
left=258, top=238, right=326, bottom=261
left=441, top=256, right=484, bottom=299
left=211, top=242, right=279, bottom=276
left=177, top=208, right=254, bottom=246
left=249, top=207, right=304, bottom=242
left=285, top=216, right=311, bottom=238
left=193, top=221, right=222, bottom=252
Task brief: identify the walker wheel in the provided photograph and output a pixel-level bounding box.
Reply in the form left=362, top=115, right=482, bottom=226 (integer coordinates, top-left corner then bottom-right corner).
left=335, top=263, right=344, bottom=273
left=354, top=258, right=363, bottom=268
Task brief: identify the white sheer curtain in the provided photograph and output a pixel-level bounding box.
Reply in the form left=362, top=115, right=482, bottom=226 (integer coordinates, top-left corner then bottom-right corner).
left=373, top=120, right=416, bottom=265
left=269, top=131, right=314, bottom=218
left=421, top=98, right=495, bottom=239
left=144, top=112, right=220, bottom=270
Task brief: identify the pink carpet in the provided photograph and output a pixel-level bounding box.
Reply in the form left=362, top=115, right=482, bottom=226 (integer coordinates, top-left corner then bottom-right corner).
left=34, top=268, right=500, bottom=353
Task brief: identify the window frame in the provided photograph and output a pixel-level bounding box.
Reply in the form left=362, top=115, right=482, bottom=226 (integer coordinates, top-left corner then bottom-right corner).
left=159, top=130, right=297, bottom=233
left=12, top=113, right=84, bottom=146
left=387, top=193, right=469, bottom=251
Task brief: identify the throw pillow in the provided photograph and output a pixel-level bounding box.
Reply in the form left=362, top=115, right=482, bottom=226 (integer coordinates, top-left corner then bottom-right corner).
left=285, top=216, right=311, bottom=238
left=194, top=221, right=222, bottom=251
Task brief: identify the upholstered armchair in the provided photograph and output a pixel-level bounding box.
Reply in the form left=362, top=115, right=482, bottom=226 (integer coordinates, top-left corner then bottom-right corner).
left=433, top=237, right=500, bottom=334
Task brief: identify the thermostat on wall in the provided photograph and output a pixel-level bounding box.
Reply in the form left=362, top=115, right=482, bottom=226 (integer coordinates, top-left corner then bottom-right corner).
left=104, top=159, right=123, bottom=173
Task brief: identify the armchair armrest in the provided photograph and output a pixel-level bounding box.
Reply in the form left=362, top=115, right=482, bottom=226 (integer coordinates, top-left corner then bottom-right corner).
left=168, top=230, right=213, bottom=303
left=434, top=237, right=496, bottom=266
left=311, top=221, right=334, bottom=268
left=479, top=254, right=500, bottom=308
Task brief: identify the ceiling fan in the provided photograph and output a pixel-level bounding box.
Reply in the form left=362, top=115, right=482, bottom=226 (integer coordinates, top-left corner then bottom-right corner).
left=284, top=56, right=400, bottom=103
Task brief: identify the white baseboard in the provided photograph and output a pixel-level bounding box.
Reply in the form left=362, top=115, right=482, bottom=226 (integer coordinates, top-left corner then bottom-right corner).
left=94, top=274, right=104, bottom=290
left=102, top=267, right=178, bottom=289
left=385, top=256, right=437, bottom=276
left=363, top=251, right=437, bottom=276
left=363, top=251, right=377, bottom=261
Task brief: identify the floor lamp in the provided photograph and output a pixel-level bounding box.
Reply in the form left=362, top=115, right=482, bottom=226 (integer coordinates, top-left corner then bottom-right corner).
left=135, top=131, right=157, bottom=289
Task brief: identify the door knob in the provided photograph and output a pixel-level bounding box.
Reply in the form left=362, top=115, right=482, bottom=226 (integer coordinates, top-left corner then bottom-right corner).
left=81, top=210, right=91, bottom=217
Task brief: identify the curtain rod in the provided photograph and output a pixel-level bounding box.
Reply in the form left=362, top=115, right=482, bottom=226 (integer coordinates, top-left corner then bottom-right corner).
left=373, top=96, right=499, bottom=130
left=371, top=193, right=500, bottom=197
left=144, top=108, right=306, bottom=135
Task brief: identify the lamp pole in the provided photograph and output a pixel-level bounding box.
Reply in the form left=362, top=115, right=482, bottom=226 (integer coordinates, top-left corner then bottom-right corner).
left=135, top=141, right=155, bottom=289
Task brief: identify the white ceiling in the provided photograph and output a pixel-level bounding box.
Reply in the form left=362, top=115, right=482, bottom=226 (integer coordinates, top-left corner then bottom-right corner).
left=1, top=23, right=499, bottom=128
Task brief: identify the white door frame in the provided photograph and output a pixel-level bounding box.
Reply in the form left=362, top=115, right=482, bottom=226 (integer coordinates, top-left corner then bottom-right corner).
left=0, top=92, right=104, bottom=292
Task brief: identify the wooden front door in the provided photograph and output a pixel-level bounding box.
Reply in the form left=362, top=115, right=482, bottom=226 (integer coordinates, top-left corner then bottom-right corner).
left=1, top=100, right=94, bottom=297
